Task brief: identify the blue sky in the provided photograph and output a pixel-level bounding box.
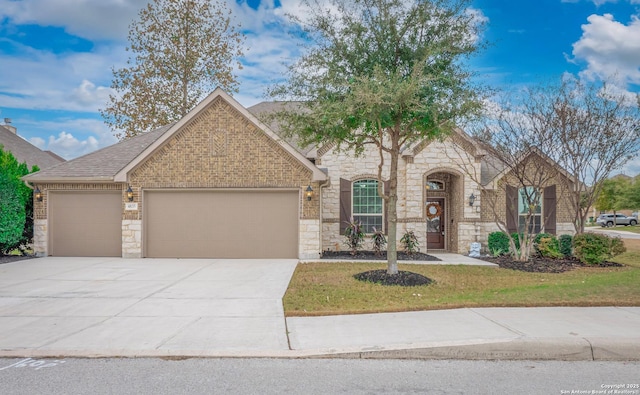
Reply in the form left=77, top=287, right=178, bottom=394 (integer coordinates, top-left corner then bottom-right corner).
left=1, top=0, right=639, bottom=173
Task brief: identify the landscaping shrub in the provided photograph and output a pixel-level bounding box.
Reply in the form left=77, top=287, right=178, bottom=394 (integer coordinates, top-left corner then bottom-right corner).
left=558, top=234, right=573, bottom=257
left=573, top=233, right=626, bottom=264
left=370, top=227, right=387, bottom=256
left=0, top=147, right=38, bottom=255
left=400, top=230, right=420, bottom=255
left=533, top=232, right=553, bottom=244
left=487, top=231, right=509, bottom=256
left=535, top=236, right=563, bottom=259
left=610, top=237, right=626, bottom=257
left=343, top=218, right=365, bottom=255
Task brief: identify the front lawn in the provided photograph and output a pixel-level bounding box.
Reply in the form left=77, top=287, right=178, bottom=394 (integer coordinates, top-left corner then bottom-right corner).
left=283, top=239, right=640, bottom=316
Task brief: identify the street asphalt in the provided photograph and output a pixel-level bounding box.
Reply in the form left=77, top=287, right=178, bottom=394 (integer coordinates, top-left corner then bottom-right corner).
left=0, top=256, right=638, bottom=361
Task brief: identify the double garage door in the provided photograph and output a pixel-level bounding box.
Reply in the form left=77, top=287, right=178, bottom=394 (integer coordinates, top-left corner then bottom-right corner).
left=48, top=190, right=299, bottom=258
left=145, top=190, right=299, bottom=258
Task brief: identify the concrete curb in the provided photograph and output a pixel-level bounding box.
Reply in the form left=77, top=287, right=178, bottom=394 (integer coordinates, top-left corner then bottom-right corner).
left=303, top=338, right=640, bottom=361
left=2, top=338, right=639, bottom=361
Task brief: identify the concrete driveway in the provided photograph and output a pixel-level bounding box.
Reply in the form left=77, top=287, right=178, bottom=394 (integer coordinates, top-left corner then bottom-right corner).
left=0, top=257, right=297, bottom=357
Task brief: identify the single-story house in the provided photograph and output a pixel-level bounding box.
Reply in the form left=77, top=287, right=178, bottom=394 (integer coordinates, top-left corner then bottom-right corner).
left=23, top=89, right=575, bottom=258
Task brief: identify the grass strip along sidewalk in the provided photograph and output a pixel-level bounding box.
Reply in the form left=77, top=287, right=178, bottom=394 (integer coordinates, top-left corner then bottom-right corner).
left=283, top=239, right=640, bottom=317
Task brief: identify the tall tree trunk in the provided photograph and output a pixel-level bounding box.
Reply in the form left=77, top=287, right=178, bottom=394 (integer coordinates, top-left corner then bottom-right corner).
left=386, top=136, right=400, bottom=275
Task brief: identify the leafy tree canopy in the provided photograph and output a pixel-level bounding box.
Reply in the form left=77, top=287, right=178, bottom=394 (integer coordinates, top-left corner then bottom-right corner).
left=268, top=0, right=487, bottom=274
left=269, top=0, right=486, bottom=151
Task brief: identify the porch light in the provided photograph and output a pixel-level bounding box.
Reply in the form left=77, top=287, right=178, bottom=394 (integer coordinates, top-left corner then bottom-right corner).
left=126, top=186, right=134, bottom=202
left=306, top=185, right=313, bottom=201
left=469, top=193, right=476, bottom=207
left=34, top=186, right=43, bottom=202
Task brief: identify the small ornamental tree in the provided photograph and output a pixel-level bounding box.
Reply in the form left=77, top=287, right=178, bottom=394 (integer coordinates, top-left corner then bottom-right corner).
left=0, top=146, right=38, bottom=255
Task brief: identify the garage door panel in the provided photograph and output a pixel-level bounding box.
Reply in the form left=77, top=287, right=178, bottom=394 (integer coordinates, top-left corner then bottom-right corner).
left=49, top=192, right=121, bottom=257
left=145, top=191, right=298, bottom=258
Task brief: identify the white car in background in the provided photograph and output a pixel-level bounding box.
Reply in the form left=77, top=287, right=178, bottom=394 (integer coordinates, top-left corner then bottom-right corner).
left=596, top=213, right=638, bottom=227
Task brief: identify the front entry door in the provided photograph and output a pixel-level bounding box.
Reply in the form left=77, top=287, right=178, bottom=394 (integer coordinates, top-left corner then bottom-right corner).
left=426, top=198, right=445, bottom=250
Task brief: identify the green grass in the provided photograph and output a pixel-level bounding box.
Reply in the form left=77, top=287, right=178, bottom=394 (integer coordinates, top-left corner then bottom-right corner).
left=283, top=239, right=640, bottom=317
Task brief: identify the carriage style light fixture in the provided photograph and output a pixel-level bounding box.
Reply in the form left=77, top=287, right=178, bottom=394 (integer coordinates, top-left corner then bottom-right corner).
left=34, top=186, right=43, bottom=202
left=126, top=186, right=134, bottom=202
left=469, top=193, right=476, bottom=207
left=306, top=185, right=314, bottom=201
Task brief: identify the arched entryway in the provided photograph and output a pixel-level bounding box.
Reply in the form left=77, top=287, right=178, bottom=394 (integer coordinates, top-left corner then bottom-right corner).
left=424, top=170, right=463, bottom=252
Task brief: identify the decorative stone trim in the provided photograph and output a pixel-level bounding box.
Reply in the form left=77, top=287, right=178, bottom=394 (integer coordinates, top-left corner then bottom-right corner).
left=122, top=220, right=142, bottom=258
left=33, top=219, right=47, bottom=257
left=299, top=219, right=321, bottom=259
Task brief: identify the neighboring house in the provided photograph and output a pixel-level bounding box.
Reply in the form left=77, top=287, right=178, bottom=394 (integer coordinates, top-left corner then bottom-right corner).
left=23, top=89, right=575, bottom=259
left=0, top=123, right=65, bottom=169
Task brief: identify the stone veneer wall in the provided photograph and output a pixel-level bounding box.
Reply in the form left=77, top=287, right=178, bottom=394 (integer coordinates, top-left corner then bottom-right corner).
left=122, top=220, right=142, bottom=258
left=299, top=219, right=321, bottom=259
left=319, top=137, right=483, bottom=254
left=33, top=219, right=47, bottom=256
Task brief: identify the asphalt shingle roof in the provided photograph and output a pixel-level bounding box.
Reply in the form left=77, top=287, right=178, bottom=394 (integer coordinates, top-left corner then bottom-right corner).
left=24, top=124, right=173, bottom=182
left=0, top=125, right=65, bottom=169
left=248, top=101, right=317, bottom=157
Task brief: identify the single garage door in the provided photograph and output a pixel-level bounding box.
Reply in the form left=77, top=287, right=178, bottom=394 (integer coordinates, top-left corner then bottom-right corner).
left=145, top=190, right=299, bottom=258
left=49, top=191, right=122, bottom=257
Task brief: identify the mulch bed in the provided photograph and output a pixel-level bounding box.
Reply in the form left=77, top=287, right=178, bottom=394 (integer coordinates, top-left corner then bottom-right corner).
left=479, top=255, right=623, bottom=273
left=0, top=255, right=35, bottom=265
left=321, top=250, right=441, bottom=261
left=322, top=249, right=624, bottom=286
left=354, top=269, right=434, bottom=286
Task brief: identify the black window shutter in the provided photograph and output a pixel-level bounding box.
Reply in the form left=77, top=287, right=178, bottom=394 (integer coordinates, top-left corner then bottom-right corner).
left=544, top=185, right=557, bottom=235
left=339, top=178, right=351, bottom=235
left=506, top=185, right=517, bottom=234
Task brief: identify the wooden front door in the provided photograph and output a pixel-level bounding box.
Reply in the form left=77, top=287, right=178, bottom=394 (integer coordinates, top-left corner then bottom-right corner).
left=426, top=198, right=445, bottom=250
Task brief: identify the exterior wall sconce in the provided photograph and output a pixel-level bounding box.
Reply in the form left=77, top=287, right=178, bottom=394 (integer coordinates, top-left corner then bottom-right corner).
left=469, top=193, right=476, bottom=207
left=34, top=186, right=43, bottom=202
left=306, top=185, right=313, bottom=201
left=126, top=186, right=134, bottom=202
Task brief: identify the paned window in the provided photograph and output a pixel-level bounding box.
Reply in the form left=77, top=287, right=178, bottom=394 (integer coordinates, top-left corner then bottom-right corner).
left=518, top=187, right=542, bottom=233
left=352, top=179, right=383, bottom=233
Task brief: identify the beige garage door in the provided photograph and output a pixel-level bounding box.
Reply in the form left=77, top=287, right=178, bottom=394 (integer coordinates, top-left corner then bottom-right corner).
left=49, top=192, right=122, bottom=257
left=145, top=190, right=299, bottom=258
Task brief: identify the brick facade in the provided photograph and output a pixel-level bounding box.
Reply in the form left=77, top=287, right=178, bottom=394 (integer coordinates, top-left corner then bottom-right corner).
left=31, top=95, right=321, bottom=259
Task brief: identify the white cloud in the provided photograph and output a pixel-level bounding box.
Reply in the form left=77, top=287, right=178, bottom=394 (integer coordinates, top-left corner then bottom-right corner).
left=571, top=13, right=640, bottom=92
left=0, top=39, right=125, bottom=112
left=0, top=0, right=147, bottom=41
left=24, top=117, right=117, bottom=159
left=42, top=131, right=99, bottom=159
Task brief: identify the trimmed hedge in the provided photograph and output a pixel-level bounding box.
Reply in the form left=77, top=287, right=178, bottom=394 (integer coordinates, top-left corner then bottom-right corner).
left=573, top=233, right=626, bottom=264
left=488, top=231, right=510, bottom=256
left=558, top=234, right=573, bottom=258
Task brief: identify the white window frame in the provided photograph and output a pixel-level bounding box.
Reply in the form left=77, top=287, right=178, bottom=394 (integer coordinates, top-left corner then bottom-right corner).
left=518, top=186, right=543, bottom=234
left=352, top=179, right=383, bottom=234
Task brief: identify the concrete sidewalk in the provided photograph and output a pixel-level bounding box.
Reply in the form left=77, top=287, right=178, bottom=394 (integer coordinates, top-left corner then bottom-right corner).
left=0, top=257, right=638, bottom=360
left=287, top=306, right=640, bottom=361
